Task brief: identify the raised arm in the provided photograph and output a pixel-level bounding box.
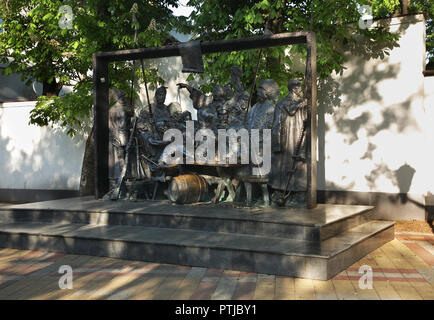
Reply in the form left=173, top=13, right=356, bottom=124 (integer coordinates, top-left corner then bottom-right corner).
left=176, top=83, right=194, bottom=95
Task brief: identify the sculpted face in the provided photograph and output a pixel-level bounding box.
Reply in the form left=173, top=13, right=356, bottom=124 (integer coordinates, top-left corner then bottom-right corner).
left=213, top=85, right=232, bottom=103
left=169, top=102, right=182, bottom=116
left=212, top=85, right=225, bottom=101
left=240, top=91, right=249, bottom=110
left=287, top=80, right=302, bottom=97
left=155, top=88, right=167, bottom=105
left=256, top=85, right=267, bottom=103
left=256, top=79, right=279, bottom=104
left=223, top=85, right=233, bottom=100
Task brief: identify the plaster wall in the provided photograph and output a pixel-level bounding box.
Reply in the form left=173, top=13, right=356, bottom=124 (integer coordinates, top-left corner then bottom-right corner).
left=317, top=14, right=430, bottom=219
left=0, top=101, right=85, bottom=191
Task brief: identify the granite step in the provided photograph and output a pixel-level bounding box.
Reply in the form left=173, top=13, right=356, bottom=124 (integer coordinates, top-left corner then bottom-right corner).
left=0, top=198, right=375, bottom=242
left=0, top=220, right=394, bottom=280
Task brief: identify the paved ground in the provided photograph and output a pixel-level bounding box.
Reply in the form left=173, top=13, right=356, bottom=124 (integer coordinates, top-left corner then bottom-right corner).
left=0, top=234, right=432, bottom=300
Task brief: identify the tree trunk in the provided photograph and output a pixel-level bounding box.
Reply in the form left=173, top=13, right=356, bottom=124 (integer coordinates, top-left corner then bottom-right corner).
left=42, top=80, right=62, bottom=97
left=394, top=0, right=410, bottom=16
left=79, top=125, right=95, bottom=196
left=264, top=10, right=285, bottom=82
left=401, top=0, right=409, bottom=15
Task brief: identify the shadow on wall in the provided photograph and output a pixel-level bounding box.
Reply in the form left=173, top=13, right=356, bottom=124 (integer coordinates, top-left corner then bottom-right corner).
left=316, top=17, right=431, bottom=220
left=395, top=163, right=416, bottom=202
left=0, top=108, right=86, bottom=191
left=317, top=18, right=422, bottom=194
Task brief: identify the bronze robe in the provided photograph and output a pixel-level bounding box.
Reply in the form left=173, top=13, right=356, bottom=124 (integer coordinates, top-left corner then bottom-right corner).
left=108, top=89, right=132, bottom=181
left=269, top=97, right=307, bottom=192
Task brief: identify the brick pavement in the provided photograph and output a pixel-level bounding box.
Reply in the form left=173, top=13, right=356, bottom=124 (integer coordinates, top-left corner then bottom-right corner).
left=0, top=236, right=432, bottom=300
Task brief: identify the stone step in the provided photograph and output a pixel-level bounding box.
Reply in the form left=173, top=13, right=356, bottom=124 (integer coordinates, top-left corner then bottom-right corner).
left=0, top=198, right=374, bottom=242
left=0, top=220, right=394, bottom=280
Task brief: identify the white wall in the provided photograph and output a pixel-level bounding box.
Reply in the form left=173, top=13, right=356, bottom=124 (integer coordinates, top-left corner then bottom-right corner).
left=0, top=101, right=85, bottom=190
left=423, top=75, right=434, bottom=205
left=317, top=15, right=429, bottom=199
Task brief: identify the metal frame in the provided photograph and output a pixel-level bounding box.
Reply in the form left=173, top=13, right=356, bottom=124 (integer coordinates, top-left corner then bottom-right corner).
left=93, top=31, right=317, bottom=208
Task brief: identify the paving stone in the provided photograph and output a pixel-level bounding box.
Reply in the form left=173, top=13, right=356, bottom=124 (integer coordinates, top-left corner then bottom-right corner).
left=232, top=281, right=256, bottom=300
left=211, top=277, right=238, bottom=300
left=0, top=234, right=433, bottom=300
left=253, top=277, right=275, bottom=300
left=190, top=279, right=218, bottom=300
left=4, top=200, right=434, bottom=300
left=275, top=277, right=295, bottom=300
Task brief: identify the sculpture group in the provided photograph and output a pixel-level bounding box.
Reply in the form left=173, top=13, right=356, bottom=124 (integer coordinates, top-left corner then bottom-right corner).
left=106, top=66, right=308, bottom=208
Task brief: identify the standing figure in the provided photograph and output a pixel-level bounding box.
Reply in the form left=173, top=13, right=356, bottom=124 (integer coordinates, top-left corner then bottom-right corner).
left=213, top=85, right=233, bottom=130
left=226, top=66, right=249, bottom=129
left=269, top=79, right=307, bottom=206
left=108, top=88, right=133, bottom=185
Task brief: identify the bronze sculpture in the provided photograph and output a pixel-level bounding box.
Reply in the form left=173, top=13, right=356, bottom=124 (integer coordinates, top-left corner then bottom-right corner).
left=236, top=79, right=280, bottom=206
left=226, top=66, right=249, bottom=129
left=153, top=86, right=172, bottom=136
left=106, top=66, right=308, bottom=207
left=270, top=79, right=307, bottom=206
left=247, top=79, right=280, bottom=132
left=176, top=83, right=212, bottom=113
left=108, top=88, right=133, bottom=185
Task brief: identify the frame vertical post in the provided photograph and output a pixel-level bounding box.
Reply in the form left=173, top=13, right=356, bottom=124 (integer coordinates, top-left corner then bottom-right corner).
left=306, top=32, right=317, bottom=209
left=93, top=55, right=109, bottom=198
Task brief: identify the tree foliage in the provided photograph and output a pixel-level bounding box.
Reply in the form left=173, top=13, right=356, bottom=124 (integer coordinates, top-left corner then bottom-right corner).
left=0, top=0, right=432, bottom=136
left=408, top=0, right=434, bottom=65
left=0, top=0, right=179, bottom=135
left=186, top=0, right=431, bottom=97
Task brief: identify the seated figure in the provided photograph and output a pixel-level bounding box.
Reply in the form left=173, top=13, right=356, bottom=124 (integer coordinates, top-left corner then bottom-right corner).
left=168, top=101, right=192, bottom=131
left=153, top=86, right=172, bottom=137
left=136, top=109, right=169, bottom=180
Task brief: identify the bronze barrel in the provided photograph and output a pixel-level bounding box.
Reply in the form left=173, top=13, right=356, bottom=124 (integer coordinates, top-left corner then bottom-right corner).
left=168, top=174, right=209, bottom=204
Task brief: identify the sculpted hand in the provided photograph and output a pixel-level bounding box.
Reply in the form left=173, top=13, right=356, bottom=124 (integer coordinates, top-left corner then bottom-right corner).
left=176, top=83, right=190, bottom=89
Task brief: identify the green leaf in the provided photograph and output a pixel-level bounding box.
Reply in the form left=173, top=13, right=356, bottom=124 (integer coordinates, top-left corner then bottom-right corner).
left=42, top=13, right=54, bottom=21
